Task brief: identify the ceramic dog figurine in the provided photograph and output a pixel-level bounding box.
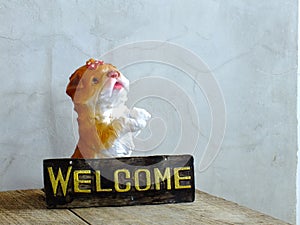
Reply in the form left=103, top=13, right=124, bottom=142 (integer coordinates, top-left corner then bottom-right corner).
left=66, top=59, right=151, bottom=158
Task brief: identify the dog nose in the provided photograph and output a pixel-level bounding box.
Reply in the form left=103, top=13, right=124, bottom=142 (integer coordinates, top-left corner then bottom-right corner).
left=107, top=71, right=120, bottom=78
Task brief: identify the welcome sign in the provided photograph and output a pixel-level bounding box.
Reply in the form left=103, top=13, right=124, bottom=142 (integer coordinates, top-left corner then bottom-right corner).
left=43, top=155, right=195, bottom=208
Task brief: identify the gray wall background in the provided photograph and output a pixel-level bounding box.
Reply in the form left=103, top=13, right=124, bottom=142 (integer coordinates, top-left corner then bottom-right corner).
left=0, top=0, right=297, bottom=224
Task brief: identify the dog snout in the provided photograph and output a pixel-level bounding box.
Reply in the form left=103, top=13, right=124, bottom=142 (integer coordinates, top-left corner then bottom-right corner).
left=107, top=71, right=120, bottom=79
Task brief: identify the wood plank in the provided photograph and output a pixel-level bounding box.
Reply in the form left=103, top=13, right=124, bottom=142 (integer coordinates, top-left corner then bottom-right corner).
left=72, top=190, right=291, bottom=225
left=0, top=189, right=291, bottom=225
left=0, top=189, right=86, bottom=224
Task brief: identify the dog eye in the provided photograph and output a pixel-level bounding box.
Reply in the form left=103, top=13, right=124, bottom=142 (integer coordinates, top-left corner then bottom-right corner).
left=92, top=77, right=99, bottom=84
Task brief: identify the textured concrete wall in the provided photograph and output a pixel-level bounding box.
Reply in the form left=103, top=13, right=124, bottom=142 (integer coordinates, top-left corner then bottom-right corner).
left=0, top=0, right=297, bottom=223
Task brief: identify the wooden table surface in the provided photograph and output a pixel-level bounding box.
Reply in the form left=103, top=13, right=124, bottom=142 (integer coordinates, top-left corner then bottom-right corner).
left=0, top=189, right=290, bottom=225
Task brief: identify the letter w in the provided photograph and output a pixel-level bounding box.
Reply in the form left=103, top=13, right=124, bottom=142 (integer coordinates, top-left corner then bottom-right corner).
left=48, top=166, right=72, bottom=197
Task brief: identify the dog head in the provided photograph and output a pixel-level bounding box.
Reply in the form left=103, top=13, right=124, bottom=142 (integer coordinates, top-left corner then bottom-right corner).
left=66, top=59, right=129, bottom=111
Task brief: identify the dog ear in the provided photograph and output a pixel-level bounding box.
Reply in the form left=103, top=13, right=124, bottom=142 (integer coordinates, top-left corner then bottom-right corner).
left=66, top=66, right=86, bottom=101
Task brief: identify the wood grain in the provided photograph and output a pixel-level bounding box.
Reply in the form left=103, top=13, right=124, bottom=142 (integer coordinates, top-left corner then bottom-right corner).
left=0, top=189, right=291, bottom=225
left=0, top=189, right=86, bottom=225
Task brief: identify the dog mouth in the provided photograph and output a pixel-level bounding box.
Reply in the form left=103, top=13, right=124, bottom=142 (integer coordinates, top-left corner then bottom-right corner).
left=114, top=81, right=123, bottom=90
left=99, top=75, right=129, bottom=101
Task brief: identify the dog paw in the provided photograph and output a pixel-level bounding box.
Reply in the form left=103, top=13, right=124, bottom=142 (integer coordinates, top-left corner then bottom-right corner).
left=130, top=107, right=151, bottom=121
left=114, top=117, right=140, bottom=133
left=129, top=107, right=151, bottom=129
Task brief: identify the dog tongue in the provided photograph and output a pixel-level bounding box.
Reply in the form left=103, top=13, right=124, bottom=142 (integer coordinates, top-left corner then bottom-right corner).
left=114, top=82, right=123, bottom=90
